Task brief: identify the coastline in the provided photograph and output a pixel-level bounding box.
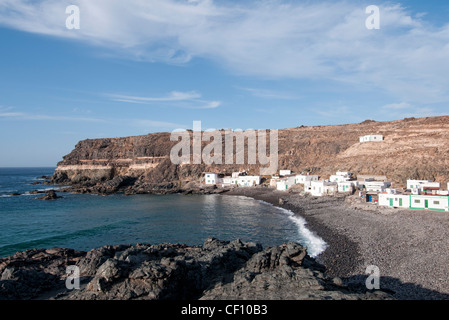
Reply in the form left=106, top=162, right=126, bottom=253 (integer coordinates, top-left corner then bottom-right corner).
left=224, top=187, right=449, bottom=300
left=3, top=168, right=449, bottom=300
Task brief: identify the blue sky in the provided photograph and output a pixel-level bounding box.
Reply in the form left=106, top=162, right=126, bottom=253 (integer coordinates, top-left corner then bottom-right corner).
left=1, top=0, right=449, bottom=166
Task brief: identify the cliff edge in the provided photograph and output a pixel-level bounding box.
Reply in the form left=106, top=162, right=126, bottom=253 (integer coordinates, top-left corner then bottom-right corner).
left=52, top=116, right=449, bottom=193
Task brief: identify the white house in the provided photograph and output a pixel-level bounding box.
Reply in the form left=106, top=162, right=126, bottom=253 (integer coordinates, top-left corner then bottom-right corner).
left=234, top=176, right=261, bottom=187
left=330, top=175, right=351, bottom=183
left=378, top=193, right=410, bottom=209
left=295, top=174, right=319, bottom=184
left=410, top=195, right=449, bottom=211
left=307, top=181, right=338, bottom=197
left=379, top=193, right=449, bottom=211
left=407, top=180, right=440, bottom=192
left=407, top=180, right=432, bottom=190
left=357, top=175, right=388, bottom=182
left=204, top=173, right=220, bottom=185
left=276, top=176, right=297, bottom=191
left=279, top=170, right=292, bottom=176
left=359, top=135, right=384, bottom=143
left=329, top=171, right=352, bottom=183
left=364, top=181, right=392, bottom=192
left=337, top=181, right=358, bottom=193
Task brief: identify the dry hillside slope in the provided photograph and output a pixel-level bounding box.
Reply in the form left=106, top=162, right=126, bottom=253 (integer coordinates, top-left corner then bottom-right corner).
left=53, top=116, right=449, bottom=189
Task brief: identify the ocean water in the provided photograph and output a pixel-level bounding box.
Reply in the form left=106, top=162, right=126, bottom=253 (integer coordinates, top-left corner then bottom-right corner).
left=0, top=167, right=326, bottom=258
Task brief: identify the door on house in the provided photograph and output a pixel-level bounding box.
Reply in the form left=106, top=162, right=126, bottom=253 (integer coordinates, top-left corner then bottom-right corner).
left=425, top=200, right=429, bottom=209
left=399, top=198, right=403, bottom=207
left=389, top=198, right=394, bottom=207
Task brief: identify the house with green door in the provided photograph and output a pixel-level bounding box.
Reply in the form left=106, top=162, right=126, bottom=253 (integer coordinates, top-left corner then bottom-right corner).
left=379, top=193, right=449, bottom=211
left=378, top=193, right=410, bottom=209
left=409, top=195, right=449, bottom=211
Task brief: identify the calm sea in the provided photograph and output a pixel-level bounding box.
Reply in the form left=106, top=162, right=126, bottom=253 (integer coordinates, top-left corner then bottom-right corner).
left=0, top=167, right=326, bottom=258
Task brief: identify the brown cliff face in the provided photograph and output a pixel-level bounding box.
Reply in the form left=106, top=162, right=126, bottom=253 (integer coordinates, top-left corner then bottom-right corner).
left=53, top=116, right=449, bottom=189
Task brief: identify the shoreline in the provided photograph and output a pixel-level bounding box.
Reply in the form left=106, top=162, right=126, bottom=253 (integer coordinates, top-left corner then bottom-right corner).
left=224, top=188, right=362, bottom=278
left=224, top=187, right=449, bottom=300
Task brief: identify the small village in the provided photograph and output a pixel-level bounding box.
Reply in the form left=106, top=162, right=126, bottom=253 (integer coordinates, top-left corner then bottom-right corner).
left=202, top=134, right=449, bottom=212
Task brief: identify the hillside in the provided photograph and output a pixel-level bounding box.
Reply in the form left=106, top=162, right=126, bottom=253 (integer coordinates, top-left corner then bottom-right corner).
left=52, top=116, right=449, bottom=191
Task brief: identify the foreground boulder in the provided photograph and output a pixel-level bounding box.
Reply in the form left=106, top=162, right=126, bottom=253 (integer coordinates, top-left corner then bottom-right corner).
left=0, top=238, right=392, bottom=300
left=37, top=190, right=62, bottom=200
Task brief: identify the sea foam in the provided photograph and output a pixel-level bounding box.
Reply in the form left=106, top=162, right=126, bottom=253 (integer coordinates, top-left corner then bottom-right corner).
left=250, top=199, right=328, bottom=257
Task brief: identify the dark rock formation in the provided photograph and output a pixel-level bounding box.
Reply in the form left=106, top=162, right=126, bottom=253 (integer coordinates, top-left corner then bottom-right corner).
left=37, top=190, right=62, bottom=200
left=0, top=238, right=392, bottom=300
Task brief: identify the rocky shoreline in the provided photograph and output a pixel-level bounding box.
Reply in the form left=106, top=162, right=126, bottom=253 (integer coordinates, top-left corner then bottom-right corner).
left=0, top=238, right=391, bottom=300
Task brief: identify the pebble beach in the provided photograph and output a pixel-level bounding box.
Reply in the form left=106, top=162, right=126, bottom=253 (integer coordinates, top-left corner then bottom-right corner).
left=226, top=187, right=449, bottom=300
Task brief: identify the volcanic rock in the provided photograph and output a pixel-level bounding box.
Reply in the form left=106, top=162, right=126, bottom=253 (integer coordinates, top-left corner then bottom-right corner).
left=0, top=238, right=392, bottom=300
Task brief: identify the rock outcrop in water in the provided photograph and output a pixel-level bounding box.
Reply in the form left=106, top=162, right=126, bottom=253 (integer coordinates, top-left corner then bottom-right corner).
left=52, top=116, right=449, bottom=194
left=0, top=238, right=391, bottom=300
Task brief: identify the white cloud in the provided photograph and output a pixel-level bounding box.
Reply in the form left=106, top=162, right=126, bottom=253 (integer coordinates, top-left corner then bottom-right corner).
left=1, top=1, right=449, bottom=103
left=0, top=108, right=186, bottom=130
left=107, top=91, right=221, bottom=109
left=0, top=111, right=105, bottom=122
left=238, top=87, right=301, bottom=100
left=108, top=91, right=201, bottom=102
left=381, top=102, right=412, bottom=110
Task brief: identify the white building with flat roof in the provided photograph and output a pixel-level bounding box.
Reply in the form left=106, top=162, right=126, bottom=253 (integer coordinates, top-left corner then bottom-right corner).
left=295, top=174, right=319, bottom=184
left=307, top=181, right=338, bottom=197
left=337, top=181, right=358, bottom=193
left=364, top=181, right=391, bottom=192
left=204, top=173, right=219, bottom=185
left=407, top=180, right=440, bottom=191
left=234, top=176, right=261, bottom=187
left=378, top=193, right=410, bottom=209
left=276, top=176, right=297, bottom=191
left=279, top=170, right=292, bottom=176
left=360, top=135, right=383, bottom=143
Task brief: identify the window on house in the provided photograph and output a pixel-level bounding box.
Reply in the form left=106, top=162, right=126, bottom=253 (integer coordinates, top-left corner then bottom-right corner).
left=414, top=200, right=420, bottom=204
left=434, top=201, right=440, bottom=205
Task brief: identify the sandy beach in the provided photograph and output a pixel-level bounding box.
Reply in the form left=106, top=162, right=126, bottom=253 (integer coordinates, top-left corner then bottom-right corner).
left=226, top=187, right=449, bottom=300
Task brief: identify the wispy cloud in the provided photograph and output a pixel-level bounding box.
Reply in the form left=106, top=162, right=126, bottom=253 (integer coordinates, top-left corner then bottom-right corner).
left=109, top=91, right=201, bottom=102
left=107, top=91, right=221, bottom=109
left=1, top=1, right=449, bottom=104
left=381, top=102, right=412, bottom=110
left=0, top=106, right=186, bottom=130
left=238, top=87, right=301, bottom=100
left=0, top=111, right=105, bottom=122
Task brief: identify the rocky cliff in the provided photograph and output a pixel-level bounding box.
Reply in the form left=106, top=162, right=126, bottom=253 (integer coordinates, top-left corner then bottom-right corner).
left=0, top=238, right=391, bottom=300
left=52, top=116, right=449, bottom=193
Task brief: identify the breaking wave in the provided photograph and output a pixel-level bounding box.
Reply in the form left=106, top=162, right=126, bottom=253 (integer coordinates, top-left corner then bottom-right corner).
left=251, top=199, right=328, bottom=257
